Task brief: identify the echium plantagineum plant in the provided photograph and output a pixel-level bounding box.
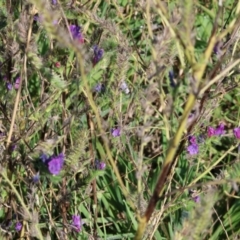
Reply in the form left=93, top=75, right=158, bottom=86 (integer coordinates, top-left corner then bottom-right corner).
left=1, top=0, right=240, bottom=240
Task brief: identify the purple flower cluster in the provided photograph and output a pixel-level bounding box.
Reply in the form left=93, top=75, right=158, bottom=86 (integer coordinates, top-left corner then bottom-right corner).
left=92, top=45, right=104, bottom=66
left=207, top=123, right=225, bottom=137
left=69, top=25, right=84, bottom=43
left=40, top=153, right=64, bottom=175
left=186, top=124, right=240, bottom=154
left=187, top=136, right=199, bottom=155
left=4, top=76, right=20, bottom=91
left=71, top=215, right=83, bottom=232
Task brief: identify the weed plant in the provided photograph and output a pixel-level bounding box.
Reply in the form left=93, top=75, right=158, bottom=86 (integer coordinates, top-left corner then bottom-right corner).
left=0, top=0, right=240, bottom=239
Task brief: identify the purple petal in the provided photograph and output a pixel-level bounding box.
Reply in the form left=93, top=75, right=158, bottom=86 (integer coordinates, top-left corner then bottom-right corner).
left=14, top=77, right=20, bottom=90
left=187, top=144, right=199, bottom=155
left=215, top=123, right=225, bottom=136
left=192, top=195, right=200, bottom=203
left=207, top=126, right=215, bottom=137
left=72, top=215, right=82, bottom=232
left=69, top=25, right=84, bottom=43
left=48, top=153, right=64, bottom=175
left=15, top=222, right=22, bottom=231
left=111, top=127, right=121, bottom=137
left=188, top=136, right=197, bottom=144
left=233, top=127, right=240, bottom=139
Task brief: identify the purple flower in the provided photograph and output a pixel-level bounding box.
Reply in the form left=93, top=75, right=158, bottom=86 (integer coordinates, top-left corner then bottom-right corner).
left=208, top=123, right=225, bottom=137
left=188, top=136, right=197, bottom=144
left=192, top=195, right=200, bottom=203
left=33, top=173, right=40, bottom=183
left=233, top=127, right=240, bottom=139
left=6, top=82, right=12, bottom=90
left=95, top=160, right=106, bottom=170
left=52, top=0, right=57, bottom=4
left=98, top=162, right=106, bottom=170
left=214, top=123, right=225, bottom=136
left=111, top=127, right=121, bottom=137
left=71, top=215, right=82, bottom=232
left=48, top=153, right=64, bottom=175
left=207, top=126, right=215, bottom=137
left=92, top=45, right=104, bottom=66
left=15, top=222, right=22, bottom=231
left=187, top=144, right=199, bottom=155
left=94, top=83, right=105, bottom=93
left=69, top=25, right=84, bottom=43
left=14, top=77, right=20, bottom=90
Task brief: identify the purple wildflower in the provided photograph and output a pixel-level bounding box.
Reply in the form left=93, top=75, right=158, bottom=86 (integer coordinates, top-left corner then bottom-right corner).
left=233, top=127, right=240, bottom=139
left=52, top=0, right=57, bottom=4
left=187, top=144, right=199, bottom=155
left=98, top=162, right=106, bottom=170
left=94, top=83, right=105, bottom=93
left=15, top=222, right=22, bottom=231
left=111, top=127, right=121, bottom=137
left=207, top=126, right=215, bottom=137
left=92, top=45, right=104, bottom=66
left=33, top=173, right=40, bottom=183
left=69, top=25, right=84, bottom=43
left=71, top=215, right=82, bottom=232
left=188, top=136, right=197, bottom=144
left=95, top=160, right=106, bottom=170
left=6, top=82, right=12, bottom=90
left=192, top=195, right=200, bottom=203
left=14, top=77, right=20, bottom=90
left=47, top=153, right=64, bottom=175
left=214, top=123, right=225, bottom=136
